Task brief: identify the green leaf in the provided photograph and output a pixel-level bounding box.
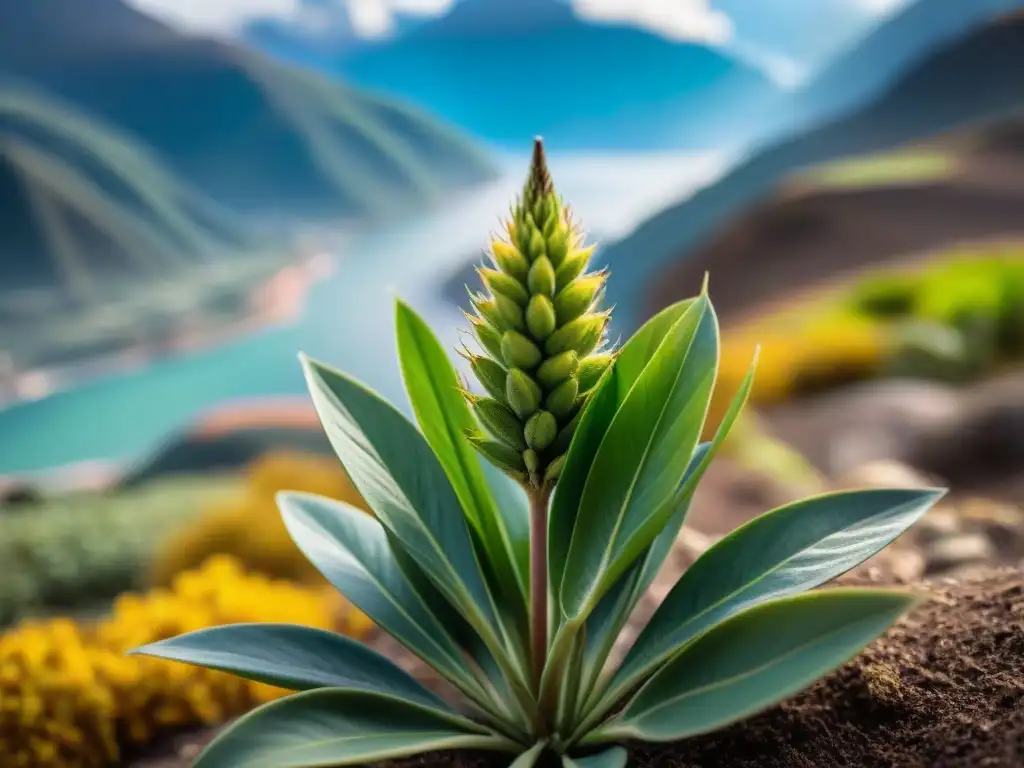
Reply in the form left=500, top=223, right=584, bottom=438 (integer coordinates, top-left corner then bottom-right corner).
left=580, top=347, right=757, bottom=697
left=576, top=442, right=710, bottom=711
left=279, top=492, right=482, bottom=702
left=605, top=486, right=944, bottom=709
left=129, top=623, right=444, bottom=710
left=509, top=741, right=548, bottom=768
left=548, top=298, right=696, bottom=612
left=193, top=688, right=511, bottom=768
left=563, top=747, right=628, bottom=768
left=593, top=590, right=917, bottom=743
left=560, top=295, right=719, bottom=621
left=384, top=530, right=518, bottom=713
left=484, top=461, right=531, bottom=585
left=300, top=355, right=501, bottom=650
left=395, top=301, right=526, bottom=609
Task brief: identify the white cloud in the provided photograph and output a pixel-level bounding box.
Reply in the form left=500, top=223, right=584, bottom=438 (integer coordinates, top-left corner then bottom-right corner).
left=346, top=0, right=455, bottom=38
left=572, top=0, right=733, bottom=44
left=854, top=0, right=912, bottom=13
left=129, top=0, right=734, bottom=42
left=127, top=0, right=301, bottom=33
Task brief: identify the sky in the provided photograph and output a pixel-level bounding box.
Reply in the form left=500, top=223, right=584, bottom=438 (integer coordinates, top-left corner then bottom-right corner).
left=128, top=0, right=910, bottom=42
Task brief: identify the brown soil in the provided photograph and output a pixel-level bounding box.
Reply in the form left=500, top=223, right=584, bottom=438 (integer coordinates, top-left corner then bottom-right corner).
left=129, top=566, right=1024, bottom=768
left=381, top=568, right=1024, bottom=768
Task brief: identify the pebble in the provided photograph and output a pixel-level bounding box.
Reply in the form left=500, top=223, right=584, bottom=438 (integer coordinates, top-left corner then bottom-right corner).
left=925, top=533, right=997, bottom=575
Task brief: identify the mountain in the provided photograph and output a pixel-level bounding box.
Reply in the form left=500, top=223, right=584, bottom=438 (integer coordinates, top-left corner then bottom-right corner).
left=646, top=112, right=1024, bottom=325
left=714, top=0, right=890, bottom=81
left=784, top=0, right=1024, bottom=132
left=0, top=0, right=498, bottom=221
left=598, top=10, right=1024, bottom=332
left=255, top=0, right=780, bottom=151
left=0, top=85, right=287, bottom=370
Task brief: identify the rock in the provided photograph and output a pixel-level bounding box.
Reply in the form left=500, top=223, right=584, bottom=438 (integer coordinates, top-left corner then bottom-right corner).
left=763, top=379, right=961, bottom=475
left=854, top=545, right=927, bottom=583
left=764, top=371, right=1024, bottom=503
left=904, top=371, right=1024, bottom=487
left=914, top=508, right=964, bottom=544
left=835, top=458, right=941, bottom=491
left=926, top=532, right=998, bottom=575
left=958, top=499, right=1024, bottom=560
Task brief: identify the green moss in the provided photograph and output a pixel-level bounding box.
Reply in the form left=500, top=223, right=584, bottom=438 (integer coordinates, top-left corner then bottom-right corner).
left=800, top=149, right=958, bottom=190
left=0, top=475, right=240, bottom=625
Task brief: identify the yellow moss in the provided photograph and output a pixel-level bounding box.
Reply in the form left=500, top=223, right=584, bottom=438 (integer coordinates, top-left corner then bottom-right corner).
left=707, top=314, right=887, bottom=434
left=863, top=662, right=903, bottom=704
left=0, top=555, right=368, bottom=768
left=150, top=451, right=369, bottom=587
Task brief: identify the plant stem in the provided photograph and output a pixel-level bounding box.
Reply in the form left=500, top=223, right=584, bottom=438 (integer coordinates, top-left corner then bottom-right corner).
left=529, top=485, right=552, bottom=692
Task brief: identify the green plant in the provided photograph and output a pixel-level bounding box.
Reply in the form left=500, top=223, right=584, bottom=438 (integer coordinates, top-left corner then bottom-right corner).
left=132, top=141, right=944, bottom=767
left=0, top=477, right=239, bottom=626
left=149, top=451, right=368, bottom=588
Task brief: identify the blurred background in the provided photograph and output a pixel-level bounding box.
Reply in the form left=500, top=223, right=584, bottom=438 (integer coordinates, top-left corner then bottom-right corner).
left=1, top=2, right=1023, bottom=765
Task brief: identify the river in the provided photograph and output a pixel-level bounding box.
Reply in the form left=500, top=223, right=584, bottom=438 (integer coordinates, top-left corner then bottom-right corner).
left=0, top=151, right=728, bottom=475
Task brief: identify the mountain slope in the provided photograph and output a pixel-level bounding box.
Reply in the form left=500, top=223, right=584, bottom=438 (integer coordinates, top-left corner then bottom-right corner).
left=0, top=86, right=255, bottom=295
left=0, top=86, right=293, bottom=371
left=714, top=0, right=887, bottom=78
left=0, top=0, right=498, bottom=220
left=785, top=0, right=1024, bottom=131
left=599, top=11, right=1024, bottom=331
left=277, top=0, right=779, bottom=150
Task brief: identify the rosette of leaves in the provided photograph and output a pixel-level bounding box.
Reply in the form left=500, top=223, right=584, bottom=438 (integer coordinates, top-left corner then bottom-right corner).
left=131, top=141, right=944, bottom=768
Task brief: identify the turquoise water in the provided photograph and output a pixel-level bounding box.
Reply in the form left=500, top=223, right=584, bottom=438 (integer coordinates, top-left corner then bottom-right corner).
left=0, top=152, right=725, bottom=475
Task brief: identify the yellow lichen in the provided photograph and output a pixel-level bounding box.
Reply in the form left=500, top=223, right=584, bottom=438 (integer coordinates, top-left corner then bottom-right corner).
left=149, top=451, right=369, bottom=587
left=0, top=555, right=372, bottom=768
left=862, top=662, right=904, bottom=705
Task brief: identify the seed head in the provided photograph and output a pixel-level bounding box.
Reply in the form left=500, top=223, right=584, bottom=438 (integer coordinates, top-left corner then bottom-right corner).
left=460, top=138, right=615, bottom=489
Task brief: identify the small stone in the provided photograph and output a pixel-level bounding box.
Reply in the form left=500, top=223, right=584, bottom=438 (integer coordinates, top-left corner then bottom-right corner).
left=856, top=546, right=926, bottom=583
left=914, top=509, right=963, bottom=545
left=926, top=533, right=996, bottom=575
left=179, top=743, right=201, bottom=759
left=837, top=460, right=939, bottom=490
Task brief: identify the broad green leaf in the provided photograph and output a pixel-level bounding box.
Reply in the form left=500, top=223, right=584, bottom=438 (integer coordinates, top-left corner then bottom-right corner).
left=563, top=747, right=628, bottom=768
left=279, top=492, right=481, bottom=701
left=606, top=486, right=944, bottom=711
left=548, top=298, right=696, bottom=601
left=576, top=442, right=710, bottom=710
left=584, top=348, right=757, bottom=692
left=576, top=354, right=757, bottom=725
left=300, top=355, right=501, bottom=646
left=130, top=623, right=444, bottom=710
left=560, top=295, right=719, bottom=621
left=383, top=532, right=519, bottom=714
left=193, top=688, right=510, bottom=768
left=484, top=460, right=531, bottom=587
left=592, top=590, right=917, bottom=743
left=395, top=301, right=526, bottom=607
left=509, top=741, right=548, bottom=768
left=554, top=623, right=588, bottom=734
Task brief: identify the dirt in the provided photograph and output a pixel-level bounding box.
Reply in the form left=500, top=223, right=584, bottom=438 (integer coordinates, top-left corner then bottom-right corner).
left=129, top=560, right=1024, bottom=768
left=380, top=568, right=1024, bottom=768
